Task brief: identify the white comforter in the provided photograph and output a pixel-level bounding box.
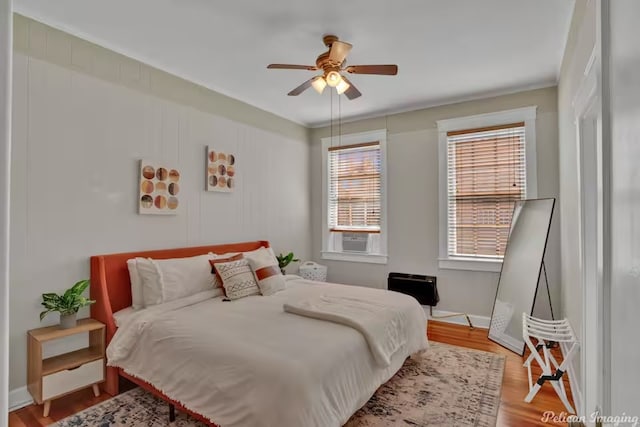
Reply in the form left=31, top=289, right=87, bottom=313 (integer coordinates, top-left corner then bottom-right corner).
left=284, top=294, right=409, bottom=367
left=107, top=277, right=428, bottom=427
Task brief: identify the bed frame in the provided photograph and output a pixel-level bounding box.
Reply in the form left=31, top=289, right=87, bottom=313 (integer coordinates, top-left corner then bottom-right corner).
left=90, top=240, right=270, bottom=425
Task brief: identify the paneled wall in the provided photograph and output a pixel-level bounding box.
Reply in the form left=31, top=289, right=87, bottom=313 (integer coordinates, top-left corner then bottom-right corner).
left=9, top=16, right=310, bottom=394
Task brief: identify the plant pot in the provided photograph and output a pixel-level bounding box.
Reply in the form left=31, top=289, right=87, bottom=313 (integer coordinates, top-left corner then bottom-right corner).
left=60, top=313, right=77, bottom=329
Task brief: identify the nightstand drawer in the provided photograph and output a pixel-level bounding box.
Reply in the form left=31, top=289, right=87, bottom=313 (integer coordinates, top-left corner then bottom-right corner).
left=42, top=358, right=104, bottom=400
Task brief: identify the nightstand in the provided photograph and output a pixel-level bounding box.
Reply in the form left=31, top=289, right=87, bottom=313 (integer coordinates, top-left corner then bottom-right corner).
left=27, top=318, right=105, bottom=417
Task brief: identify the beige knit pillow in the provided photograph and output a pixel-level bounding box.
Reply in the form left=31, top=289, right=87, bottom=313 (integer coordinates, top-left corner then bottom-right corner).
left=214, top=258, right=261, bottom=300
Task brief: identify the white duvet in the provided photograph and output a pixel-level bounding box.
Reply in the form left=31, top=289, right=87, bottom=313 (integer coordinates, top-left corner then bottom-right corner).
left=107, top=277, right=428, bottom=427
left=284, top=294, right=409, bottom=367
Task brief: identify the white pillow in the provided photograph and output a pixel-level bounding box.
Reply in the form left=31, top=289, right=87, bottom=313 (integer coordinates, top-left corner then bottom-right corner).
left=214, top=258, right=261, bottom=300
left=138, top=254, right=216, bottom=306
left=126, top=259, right=144, bottom=309
left=244, top=247, right=286, bottom=296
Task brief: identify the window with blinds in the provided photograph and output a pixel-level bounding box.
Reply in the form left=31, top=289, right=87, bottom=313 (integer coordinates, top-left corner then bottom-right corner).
left=328, top=141, right=381, bottom=233
left=446, top=122, right=526, bottom=258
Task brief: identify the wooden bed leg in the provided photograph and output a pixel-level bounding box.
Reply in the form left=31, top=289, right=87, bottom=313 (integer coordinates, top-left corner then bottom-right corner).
left=169, top=404, right=176, bottom=422
left=104, top=366, right=120, bottom=396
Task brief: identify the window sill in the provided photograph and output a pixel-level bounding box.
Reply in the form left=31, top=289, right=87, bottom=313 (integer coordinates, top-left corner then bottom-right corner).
left=438, top=257, right=502, bottom=272
left=321, top=251, right=388, bottom=264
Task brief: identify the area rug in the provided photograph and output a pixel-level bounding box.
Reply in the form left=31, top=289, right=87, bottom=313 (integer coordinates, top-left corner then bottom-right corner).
left=51, top=342, right=505, bottom=427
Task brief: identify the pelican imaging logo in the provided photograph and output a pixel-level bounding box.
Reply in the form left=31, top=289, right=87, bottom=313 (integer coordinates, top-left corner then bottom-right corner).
left=139, top=160, right=181, bottom=215
left=541, top=411, right=639, bottom=426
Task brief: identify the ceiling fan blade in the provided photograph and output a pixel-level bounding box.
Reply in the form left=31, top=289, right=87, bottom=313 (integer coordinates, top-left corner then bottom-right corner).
left=340, top=76, right=362, bottom=100
left=287, top=78, right=315, bottom=96
left=345, top=64, right=398, bottom=75
left=328, top=41, right=352, bottom=64
left=267, top=64, right=318, bottom=71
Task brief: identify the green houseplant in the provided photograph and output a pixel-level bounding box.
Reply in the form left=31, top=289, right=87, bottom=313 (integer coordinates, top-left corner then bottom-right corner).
left=276, top=252, right=300, bottom=275
left=40, top=279, right=95, bottom=329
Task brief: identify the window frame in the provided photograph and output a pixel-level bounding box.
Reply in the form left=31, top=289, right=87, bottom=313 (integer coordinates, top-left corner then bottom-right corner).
left=321, top=129, right=388, bottom=264
left=437, top=107, right=538, bottom=272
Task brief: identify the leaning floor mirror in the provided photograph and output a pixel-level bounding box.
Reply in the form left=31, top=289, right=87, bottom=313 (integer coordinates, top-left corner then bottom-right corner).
left=488, top=198, right=555, bottom=355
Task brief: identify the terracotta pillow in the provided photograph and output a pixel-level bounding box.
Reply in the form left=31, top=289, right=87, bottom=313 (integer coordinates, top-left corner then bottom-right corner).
left=209, top=254, right=244, bottom=288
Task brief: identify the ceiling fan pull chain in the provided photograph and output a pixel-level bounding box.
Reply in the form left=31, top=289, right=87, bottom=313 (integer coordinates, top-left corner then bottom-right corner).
left=330, top=88, right=334, bottom=148
left=339, top=93, right=342, bottom=146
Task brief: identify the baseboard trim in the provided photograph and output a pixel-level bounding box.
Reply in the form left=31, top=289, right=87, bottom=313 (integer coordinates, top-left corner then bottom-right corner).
left=424, top=307, right=491, bottom=329
left=9, top=386, right=33, bottom=412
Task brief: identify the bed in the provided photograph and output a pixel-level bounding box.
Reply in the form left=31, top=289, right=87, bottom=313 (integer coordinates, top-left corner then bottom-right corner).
left=90, top=240, right=428, bottom=427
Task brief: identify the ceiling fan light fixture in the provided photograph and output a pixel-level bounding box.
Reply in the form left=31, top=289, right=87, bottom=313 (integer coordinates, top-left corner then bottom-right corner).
left=335, top=78, right=350, bottom=95
left=311, top=76, right=327, bottom=94
left=325, top=70, right=342, bottom=87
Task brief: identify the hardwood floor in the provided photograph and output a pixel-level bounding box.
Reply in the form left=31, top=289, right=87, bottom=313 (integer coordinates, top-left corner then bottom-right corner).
left=8, top=320, right=573, bottom=426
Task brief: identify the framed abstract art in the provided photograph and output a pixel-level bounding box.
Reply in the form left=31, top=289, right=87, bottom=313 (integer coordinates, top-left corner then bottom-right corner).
left=139, top=160, right=181, bottom=215
left=206, top=147, right=236, bottom=192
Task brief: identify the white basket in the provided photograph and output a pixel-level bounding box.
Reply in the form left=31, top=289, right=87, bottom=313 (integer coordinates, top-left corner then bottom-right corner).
left=299, top=261, right=328, bottom=282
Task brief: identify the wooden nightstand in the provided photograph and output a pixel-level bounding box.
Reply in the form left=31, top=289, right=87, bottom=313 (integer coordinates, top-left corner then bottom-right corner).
left=27, top=318, right=106, bottom=417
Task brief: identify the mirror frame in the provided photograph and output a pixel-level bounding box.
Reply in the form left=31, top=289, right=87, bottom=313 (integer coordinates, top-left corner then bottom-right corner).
left=487, top=197, right=556, bottom=355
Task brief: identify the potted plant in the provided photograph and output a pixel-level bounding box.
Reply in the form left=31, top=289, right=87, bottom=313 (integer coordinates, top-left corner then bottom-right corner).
left=40, top=279, right=95, bottom=329
left=276, top=252, right=300, bottom=275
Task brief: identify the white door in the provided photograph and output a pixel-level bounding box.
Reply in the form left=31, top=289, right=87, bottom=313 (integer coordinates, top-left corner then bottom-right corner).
left=573, top=45, right=607, bottom=422
left=578, top=99, right=605, bottom=421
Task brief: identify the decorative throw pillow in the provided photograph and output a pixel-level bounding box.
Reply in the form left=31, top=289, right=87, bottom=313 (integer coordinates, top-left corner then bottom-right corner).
left=209, top=254, right=244, bottom=288
left=214, top=258, right=261, bottom=300
left=244, top=247, right=286, bottom=296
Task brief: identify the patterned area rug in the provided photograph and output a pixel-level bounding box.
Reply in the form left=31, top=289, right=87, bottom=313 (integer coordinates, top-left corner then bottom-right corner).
left=52, top=342, right=505, bottom=427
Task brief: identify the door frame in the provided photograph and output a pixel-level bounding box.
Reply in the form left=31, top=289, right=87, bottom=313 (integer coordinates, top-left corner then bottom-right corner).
left=0, top=0, right=12, bottom=424
left=572, top=44, right=610, bottom=421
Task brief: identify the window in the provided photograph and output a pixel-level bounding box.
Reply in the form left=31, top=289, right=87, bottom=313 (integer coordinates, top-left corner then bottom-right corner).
left=437, top=107, right=537, bottom=272
left=322, top=130, right=387, bottom=264
left=328, top=142, right=381, bottom=233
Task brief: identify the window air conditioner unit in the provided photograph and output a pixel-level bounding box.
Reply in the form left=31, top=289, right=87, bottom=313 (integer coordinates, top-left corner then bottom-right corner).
left=342, top=232, right=368, bottom=252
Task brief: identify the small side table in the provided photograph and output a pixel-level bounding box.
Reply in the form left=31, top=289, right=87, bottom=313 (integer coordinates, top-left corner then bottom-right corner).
left=27, top=318, right=105, bottom=417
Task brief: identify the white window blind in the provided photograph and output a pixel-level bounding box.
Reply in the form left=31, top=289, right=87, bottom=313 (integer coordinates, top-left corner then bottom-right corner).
left=328, top=141, right=381, bottom=233
left=446, top=122, right=526, bottom=258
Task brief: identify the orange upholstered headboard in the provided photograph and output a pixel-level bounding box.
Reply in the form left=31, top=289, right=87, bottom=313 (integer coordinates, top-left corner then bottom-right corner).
left=90, top=240, right=269, bottom=395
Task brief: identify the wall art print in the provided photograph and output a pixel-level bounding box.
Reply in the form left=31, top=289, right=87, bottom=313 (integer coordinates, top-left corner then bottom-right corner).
left=139, top=160, right=181, bottom=215
left=207, top=147, right=235, bottom=192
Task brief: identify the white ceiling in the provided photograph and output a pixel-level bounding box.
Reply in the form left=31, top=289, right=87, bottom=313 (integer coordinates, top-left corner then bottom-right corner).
left=14, top=0, right=574, bottom=127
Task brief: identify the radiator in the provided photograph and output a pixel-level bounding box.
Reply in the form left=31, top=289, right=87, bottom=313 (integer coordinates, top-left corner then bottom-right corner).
left=388, top=272, right=439, bottom=306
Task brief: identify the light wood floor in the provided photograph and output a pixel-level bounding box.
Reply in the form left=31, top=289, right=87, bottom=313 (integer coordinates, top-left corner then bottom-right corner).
left=9, top=320, right=573, bottom=426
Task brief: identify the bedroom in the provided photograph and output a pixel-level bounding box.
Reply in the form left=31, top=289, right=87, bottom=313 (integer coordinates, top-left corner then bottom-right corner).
left=1, top=0, right=640, bottom=426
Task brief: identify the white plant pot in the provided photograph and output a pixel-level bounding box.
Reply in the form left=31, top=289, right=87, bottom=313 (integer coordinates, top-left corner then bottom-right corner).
left=60, top=313, right=77, bottom=329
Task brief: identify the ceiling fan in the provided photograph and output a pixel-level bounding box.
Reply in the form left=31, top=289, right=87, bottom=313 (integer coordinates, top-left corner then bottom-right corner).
left=267, top=35, right=398, bottom=100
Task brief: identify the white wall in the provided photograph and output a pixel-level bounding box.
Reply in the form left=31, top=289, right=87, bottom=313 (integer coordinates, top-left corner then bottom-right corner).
left=608, top=0, right=640, bottom=417
left=558, top=0, right=594, bottom=351
left=309, top=87, right=560, bottom=320
left=9, top=16, right=310, bottom=396
left=1, top=0, right=12, bottom=424
left=556, top=0, right=596, bottom=413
